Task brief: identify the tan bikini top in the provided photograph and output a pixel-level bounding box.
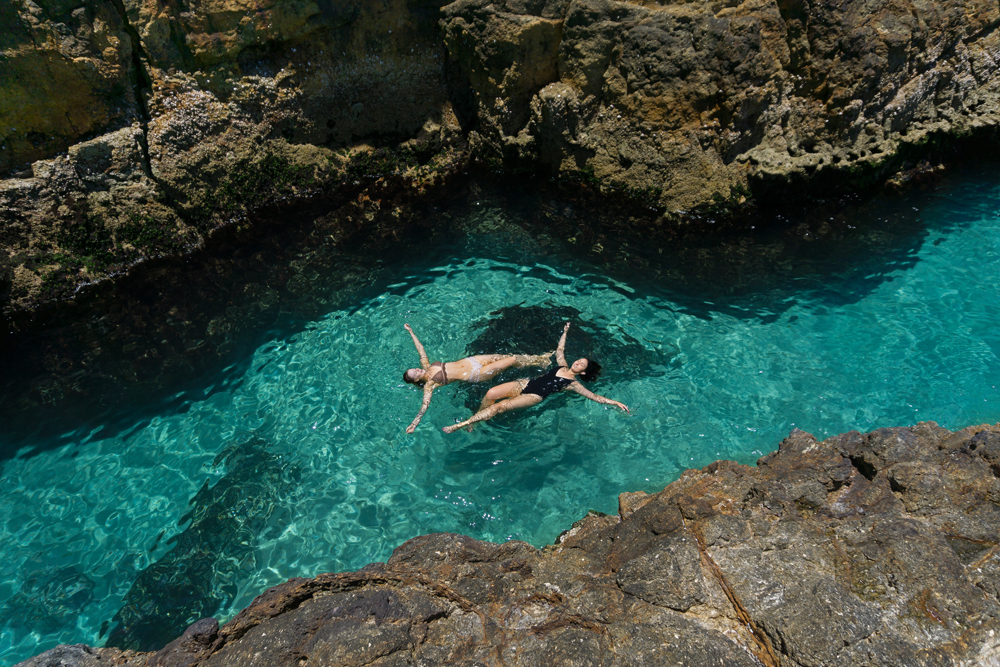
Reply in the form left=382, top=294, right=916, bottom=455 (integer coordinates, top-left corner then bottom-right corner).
left=429, top=361, right=447, bottom=384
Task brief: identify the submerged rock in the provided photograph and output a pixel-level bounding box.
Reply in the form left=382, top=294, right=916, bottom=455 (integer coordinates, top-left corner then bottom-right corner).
left=20, top=421, right=1000, bottom=666
left=104, top=434, right=299, bottom=652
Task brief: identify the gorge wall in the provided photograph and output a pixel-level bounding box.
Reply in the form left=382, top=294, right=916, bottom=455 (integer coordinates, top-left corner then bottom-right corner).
left=19, top=421, right=1000, bottom=666
left=1, top=0, right=999, bottom=313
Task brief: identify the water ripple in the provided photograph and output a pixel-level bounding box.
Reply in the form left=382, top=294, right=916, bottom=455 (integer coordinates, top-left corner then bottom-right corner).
left=3, top=172, right=1000, bottom=662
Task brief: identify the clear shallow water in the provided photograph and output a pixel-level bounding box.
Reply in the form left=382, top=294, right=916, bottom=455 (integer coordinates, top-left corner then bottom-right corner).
left=2, top=170, right=1000, bottom=661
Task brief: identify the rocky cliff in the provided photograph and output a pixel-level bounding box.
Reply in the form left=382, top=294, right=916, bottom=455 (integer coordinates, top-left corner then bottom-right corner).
left=2, top=0, right=999, bottom=314
left=19, top=421, right=1000, bottom=666
left=0, top=0, right=465, bottom=314
left=443, top=0, right=1000, bottom=208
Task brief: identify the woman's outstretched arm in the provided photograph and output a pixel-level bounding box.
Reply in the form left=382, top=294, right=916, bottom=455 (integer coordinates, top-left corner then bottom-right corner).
left=407, top=383, right=436, bottom=433
left=555, top=322, right=570, bottom=367
left=404, top=323, right=431, bottom=369
left=567, top=382, right=630, bottom=413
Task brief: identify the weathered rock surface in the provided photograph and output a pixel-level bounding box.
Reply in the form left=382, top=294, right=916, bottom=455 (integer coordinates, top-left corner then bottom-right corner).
left=3, top=0, right=999, bottom=314
left=442, top=0, right=1000, bottom=210
left=0, top=0, right=464, bottom=313
left=20, top=421, right=1000, bottom=666
left=0, top=0, right=141, bottom=175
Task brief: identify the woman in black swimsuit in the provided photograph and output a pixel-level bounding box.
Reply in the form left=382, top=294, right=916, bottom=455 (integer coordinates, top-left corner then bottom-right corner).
left=402, top=324, right=551, bottom=433
left=442, top=322, right=629, bottom=433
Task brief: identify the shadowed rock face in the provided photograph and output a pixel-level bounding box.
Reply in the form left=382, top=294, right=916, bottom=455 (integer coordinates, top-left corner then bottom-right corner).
left=21, top=421, right=1000, bottom=666
left=0, top=1, right=141, bottom=175
left=0, top=0, right=465, bottom=314
left=104, top=434, right=298, bottom=652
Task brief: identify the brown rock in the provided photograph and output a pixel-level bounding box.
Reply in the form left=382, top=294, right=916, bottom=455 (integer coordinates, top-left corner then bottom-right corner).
left=442, top=0, right=1000, bottom=211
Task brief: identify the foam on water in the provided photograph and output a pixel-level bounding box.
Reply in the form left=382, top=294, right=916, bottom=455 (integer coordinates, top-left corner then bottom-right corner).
left=2, top=169, right=1000, bottom=661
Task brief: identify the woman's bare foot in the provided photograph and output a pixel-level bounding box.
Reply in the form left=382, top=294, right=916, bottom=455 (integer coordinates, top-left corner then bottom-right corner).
left=442, top=424, right=461, bottom=434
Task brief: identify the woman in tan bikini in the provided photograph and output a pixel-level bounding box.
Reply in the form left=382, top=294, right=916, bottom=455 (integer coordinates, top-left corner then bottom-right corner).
left=402, top=323, right=552, bottom=433
left=442, top=322, right=629, bottom=433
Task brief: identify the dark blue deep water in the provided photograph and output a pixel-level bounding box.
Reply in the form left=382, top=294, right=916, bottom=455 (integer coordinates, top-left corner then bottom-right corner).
left=2, top=167, right=999, bottom=662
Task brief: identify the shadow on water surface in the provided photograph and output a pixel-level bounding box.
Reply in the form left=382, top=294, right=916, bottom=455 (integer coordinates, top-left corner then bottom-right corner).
left=0, top=168, right=982, bottom=461
left=104, top=433, right=298, bottom=652
left=451, top=303, right=678, bottom=411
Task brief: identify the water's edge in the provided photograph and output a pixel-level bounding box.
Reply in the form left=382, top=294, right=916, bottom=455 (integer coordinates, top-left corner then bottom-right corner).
left=17, top=420, right=1000, bottom=667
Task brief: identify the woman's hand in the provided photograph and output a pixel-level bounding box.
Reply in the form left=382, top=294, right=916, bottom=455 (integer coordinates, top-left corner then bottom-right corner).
left=406, top=424, right=417, bottom=434
left=404, top=323, right=413, bottom=332
left=609, top=400, right=630, bottom=414
left=555, top=322, right=570, bottom=367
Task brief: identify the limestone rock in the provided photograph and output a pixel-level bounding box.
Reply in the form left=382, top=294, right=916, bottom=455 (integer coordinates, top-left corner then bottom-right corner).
left=0, top=0, right=464, bottom=314
left=0, top=1, right=141, bottom=175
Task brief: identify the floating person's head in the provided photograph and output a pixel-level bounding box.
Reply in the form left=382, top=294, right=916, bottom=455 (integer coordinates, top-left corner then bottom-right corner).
left=572, top=358, right=601, bottom=382
left=403, top=368, right=426, bottom=384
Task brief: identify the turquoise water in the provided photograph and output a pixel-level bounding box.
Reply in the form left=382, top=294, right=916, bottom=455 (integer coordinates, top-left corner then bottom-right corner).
left=2, top=169, right=1000, bottom=661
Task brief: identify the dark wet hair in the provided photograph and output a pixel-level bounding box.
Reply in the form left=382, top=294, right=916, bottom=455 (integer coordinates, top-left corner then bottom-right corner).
left=403, top=370, right=421, bottom=384
left=577, top=359, right=602, bottom=382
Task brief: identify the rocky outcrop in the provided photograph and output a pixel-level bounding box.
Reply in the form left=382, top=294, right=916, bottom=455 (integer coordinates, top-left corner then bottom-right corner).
left=442, top=0, right=1000, bottom=210
left=20, top=421, right=1000, bottom=666
left=0, top=0, right=465, bottom=314
left=3, top=0, right=1000, bottom=315
left=0, top=1, right=141, bottom=175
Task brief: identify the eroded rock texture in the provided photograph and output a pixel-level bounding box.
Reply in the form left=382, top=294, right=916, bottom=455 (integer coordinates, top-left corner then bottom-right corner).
left=0, top=0, right=464, bottom=313
left=442, top=0, right=1000, bottom=209
left=21, top=421, right=1000, bottom=666
left=2, top=0, right=999, bottom=314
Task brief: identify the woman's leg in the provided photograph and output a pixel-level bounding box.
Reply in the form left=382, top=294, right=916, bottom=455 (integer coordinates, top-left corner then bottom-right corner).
left=443, top=393, right=543, bottom=433
left=467, top=355, right=515, bottom=383
left=472, top=353, right=552, bottom=383
left=477, top=379, right=528, bottom=412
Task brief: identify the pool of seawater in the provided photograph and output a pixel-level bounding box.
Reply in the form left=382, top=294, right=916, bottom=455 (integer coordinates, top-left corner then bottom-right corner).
left=2, top=168, right=1000, bottom=661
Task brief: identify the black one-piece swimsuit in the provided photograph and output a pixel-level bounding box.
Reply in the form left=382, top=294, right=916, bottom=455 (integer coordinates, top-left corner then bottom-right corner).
left=523, top=367, right=573, bottom=399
